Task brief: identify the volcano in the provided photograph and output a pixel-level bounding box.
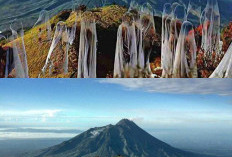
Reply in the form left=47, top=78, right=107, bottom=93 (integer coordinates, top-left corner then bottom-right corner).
left=23, top=119, right=216, bottom=157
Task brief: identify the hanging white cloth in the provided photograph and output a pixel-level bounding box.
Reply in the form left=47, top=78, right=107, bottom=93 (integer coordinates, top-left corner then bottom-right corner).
left=64, top=11, right=78, bottom=74
left=9, top=19, right=29, bottom=78
left=78, top=19, right=97, bottom=78
left=33, top=10, right=52, bottom=41
left=186, top=0, right=202, bottom=26
left=173, top=21, right=197, bottom=78
left=161, top=3, right=172, bottom=78
left=128, top=1, right=145, bottom=77
left=161, top=3, right=187, bottom=78
left=140, top=2, right=156, bottom=77
left=210, top=43, right=232, bottom=78
left=201, top=0, right=221, bottom=58
left=41, top=21, right=69, bottom=76
left=114, top=18, right=137, bottom=78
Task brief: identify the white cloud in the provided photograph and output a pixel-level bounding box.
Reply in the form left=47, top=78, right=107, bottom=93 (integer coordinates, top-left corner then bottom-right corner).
left=0, top=109, right=62, bottom=117
left=0, top=132, right=77, bottom=139
left=0, top=109, right=62, bottom=123
left=100, top=79, right=232, bottom=96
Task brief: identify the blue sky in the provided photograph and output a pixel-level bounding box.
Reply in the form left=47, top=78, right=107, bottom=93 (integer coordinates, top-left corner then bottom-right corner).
left=0, top=79, right=231, bottom=128
left=0, top=79, right=231, bottom=149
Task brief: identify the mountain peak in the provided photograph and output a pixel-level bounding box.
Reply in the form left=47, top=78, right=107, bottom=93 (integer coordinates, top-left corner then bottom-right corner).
left=116, top=118, right=136, bottom=126
left=24, top=118, right=214, bottom=157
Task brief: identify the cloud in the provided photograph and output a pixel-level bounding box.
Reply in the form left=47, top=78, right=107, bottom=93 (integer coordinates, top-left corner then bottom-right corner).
left=0, top=128, right=81, bottom=134
left=0, top=110, right=62, bottom=117
left=100, top=79, right=232, bottom=96
left=0, top=132, right=77, bottom=139
left=114, top=108, right=232, bottom=128
left=129, top=117, right=144, bottom=123
left=0, top=109, right=62, bottom=123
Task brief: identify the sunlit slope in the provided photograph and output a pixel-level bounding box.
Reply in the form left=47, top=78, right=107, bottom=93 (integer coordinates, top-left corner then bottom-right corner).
left=4, top=5, right=127, bottom=78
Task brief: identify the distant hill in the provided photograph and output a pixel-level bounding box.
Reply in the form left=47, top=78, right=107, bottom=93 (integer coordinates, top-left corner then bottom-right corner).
left=22, top=119, right=217, bottom=157
left=1, top=0, right=232, bottom=32
left=0, top=0, right=73, bottom=32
